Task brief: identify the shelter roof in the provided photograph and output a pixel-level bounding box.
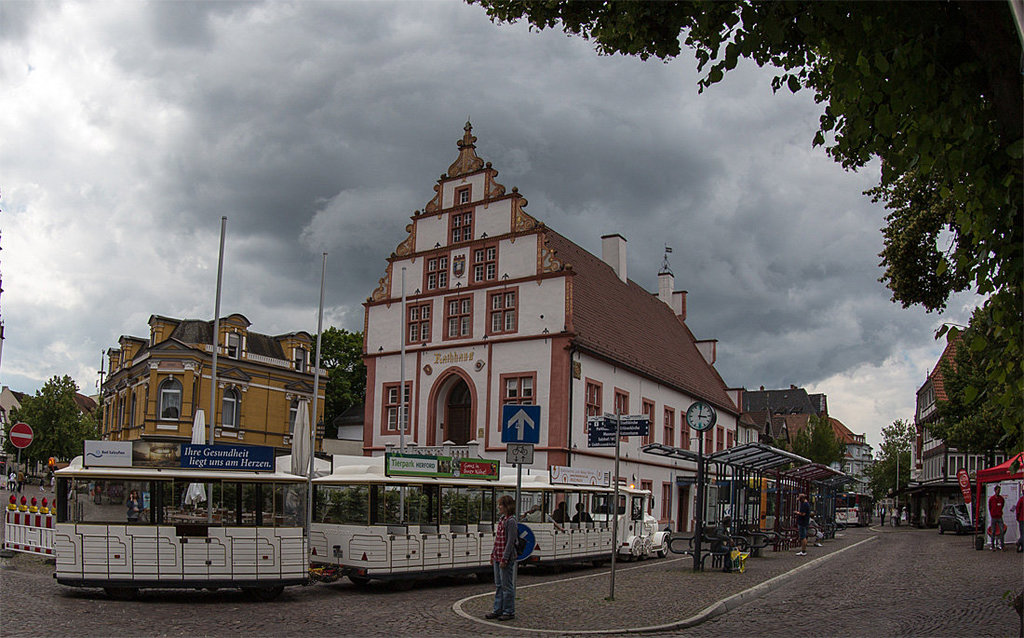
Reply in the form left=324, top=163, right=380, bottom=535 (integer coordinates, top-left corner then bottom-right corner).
left=783, top=462, right=849, bottom=485
left=707, top=442, right=810, bottom=471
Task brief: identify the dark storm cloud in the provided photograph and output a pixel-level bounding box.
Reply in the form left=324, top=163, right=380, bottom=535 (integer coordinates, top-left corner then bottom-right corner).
left=4, top=1, right=975, bottom=444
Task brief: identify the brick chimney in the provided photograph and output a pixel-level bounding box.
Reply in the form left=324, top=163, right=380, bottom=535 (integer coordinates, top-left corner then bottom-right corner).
left=601, top=234, right=627, bottom=283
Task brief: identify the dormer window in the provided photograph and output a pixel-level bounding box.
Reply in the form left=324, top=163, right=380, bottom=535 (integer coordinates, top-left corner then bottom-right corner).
left=226, top=332, right=241, bottom=359
left=295, top=348, right=308, bottom=372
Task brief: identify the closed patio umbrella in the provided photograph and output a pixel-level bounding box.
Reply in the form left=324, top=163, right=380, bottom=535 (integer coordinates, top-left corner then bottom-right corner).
left=184, top=410, right=208, bottom=506
left=290, top=400, right=311, bottom=477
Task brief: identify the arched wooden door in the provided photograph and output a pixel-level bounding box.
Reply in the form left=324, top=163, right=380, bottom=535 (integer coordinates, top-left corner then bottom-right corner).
left=445, top=379, right=472, bottom=445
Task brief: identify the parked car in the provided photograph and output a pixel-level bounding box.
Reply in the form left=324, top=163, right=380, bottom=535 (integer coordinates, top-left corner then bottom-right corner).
left=937, top=504, right=972, bottom=534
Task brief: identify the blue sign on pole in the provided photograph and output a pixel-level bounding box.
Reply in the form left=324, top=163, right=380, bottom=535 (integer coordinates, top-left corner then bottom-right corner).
left=180, top=444, right=275, bottom=471
left=501, top=404, right=541, bottom=444
left=516, top=523, right=536, bottom=561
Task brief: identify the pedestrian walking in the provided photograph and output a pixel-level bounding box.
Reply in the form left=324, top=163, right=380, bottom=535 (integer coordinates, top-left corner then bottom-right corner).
left=16, top=470, right=24, bottom=494
left=900, top=506, right=907, bottom=525
left=795, top=493, right=811, bottom=556
left=880, top=505, right=886, bottom=527
left=7, top=471, right=14, bottom=493
left=486, top=495, right=517, bottom=622
left=988, top=485, right=1006, bottom=551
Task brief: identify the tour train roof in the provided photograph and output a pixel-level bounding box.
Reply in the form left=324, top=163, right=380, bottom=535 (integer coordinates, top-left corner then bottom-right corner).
left=56, top=455, right=306, bottom=482
left=318, top=455, right=646, bottom=493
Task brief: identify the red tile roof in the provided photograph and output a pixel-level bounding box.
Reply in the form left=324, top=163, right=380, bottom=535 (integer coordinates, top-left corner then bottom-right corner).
left=928, top=338, right=959, bottom=403
left=828, top=417, right=858, bottom=446
left=543, top=230, right=737, bottom=414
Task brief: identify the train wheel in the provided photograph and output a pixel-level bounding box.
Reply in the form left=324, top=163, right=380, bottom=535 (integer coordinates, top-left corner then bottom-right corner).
left=244, top=586, right=284, bottom=601
left=347, top=574, right=371, bottom=587
left=656, top=548, right=667, bottom=558
left=104, top=587, right=138, bottom=601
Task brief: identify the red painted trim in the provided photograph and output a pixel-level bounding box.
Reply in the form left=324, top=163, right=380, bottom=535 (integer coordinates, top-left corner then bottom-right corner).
left=422, top=250, right=451, bottom=294
left=548, top=336, right=571, bottom=452
left=583, top=377, right=603, bottom=433
left=363, top=357, right=376, bottom=454
left=414, top=350, right=422, bottom=444
left=365, top=270, right=566, bottom=308
left=380, top=381, right=413, bottom=437
left=366, top=330, right=570, bottom=359
left=405, top=300, right=433, bottom=345
left=485, top=341, right=493, bottom=447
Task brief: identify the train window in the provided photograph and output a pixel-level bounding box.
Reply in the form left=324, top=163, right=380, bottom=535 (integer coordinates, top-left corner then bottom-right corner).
left=272, top=483, right=303, bottom=527
left=403, top=484, right=437, bottom=525
left=371, top=485, right=403, bottom=525
left=70, top=479, right=150, bottom=524
left=519, top=492, right=544, bottom=523
left=315, top=484, right=369, bottom=525
left=479, top=489, right=495, bottom=524
left=241, top=483, right=261, bottom=526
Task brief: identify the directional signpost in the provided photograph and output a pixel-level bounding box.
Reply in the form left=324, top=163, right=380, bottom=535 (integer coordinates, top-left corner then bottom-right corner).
left=501, top=404, right=541, bottom=582
left=586, top=412, right=649, bottom=601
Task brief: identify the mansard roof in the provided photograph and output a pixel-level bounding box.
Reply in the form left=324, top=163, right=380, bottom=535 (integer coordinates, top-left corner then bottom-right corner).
left=543, top=230, right=737, bottom=414
left=126, top=318, right=291, bottom=361
left=742, top=387, right=821, bottom=415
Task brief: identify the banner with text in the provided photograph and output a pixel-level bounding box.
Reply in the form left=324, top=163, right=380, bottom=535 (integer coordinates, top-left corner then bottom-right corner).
left=549, top=465, right=611, bottom=487
left=385, top=453, right=499, bottom=480
left=180, top=444, right=275, bottom=471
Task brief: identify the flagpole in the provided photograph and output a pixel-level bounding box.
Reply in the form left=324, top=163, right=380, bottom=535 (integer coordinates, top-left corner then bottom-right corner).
left=307, top=252, right=327, bottom=540
left=399, top=266, right=407, bottom=453
left=208, top=216, right=227, bottom=523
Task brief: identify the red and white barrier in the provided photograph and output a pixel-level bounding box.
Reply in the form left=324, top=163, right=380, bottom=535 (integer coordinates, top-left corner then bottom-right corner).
left=4, top=495, right=55, bottom=556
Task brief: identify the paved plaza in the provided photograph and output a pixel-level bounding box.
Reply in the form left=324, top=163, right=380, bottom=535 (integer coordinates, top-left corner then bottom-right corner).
left=1, top=515, right=1020, bottom=637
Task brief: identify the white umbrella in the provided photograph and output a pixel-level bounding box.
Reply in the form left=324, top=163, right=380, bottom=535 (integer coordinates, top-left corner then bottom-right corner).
left=291, top=400, right=311, bottom=477
left=185, top=409, right=208, bottom=506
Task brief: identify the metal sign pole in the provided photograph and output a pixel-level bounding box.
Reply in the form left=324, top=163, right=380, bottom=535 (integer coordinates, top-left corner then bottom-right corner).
left=694, top=430, right=704, bottom=571
left=608, top=411, right=621, bottom=601
left=515, top=462, right=522, bottom=591
left=208, top=215, right=226, bottom=524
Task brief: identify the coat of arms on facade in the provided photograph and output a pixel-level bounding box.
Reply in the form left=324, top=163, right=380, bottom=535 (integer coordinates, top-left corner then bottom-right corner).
left=452, top=255, right=466, bottom=279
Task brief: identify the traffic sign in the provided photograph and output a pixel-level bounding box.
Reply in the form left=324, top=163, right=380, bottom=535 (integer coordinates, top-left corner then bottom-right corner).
left=501, top=405, right=541, bottom=444
left=586, top=415, right=650, bottom=447
left=515, top=523, right=536, bottom=561
left=506, top=443, right=534, bottom=466
left=9, top=422, right=33, bottom=449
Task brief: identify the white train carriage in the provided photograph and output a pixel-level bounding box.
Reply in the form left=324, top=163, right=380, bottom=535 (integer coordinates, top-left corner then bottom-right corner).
left=54, top=456, right=308, bottom=599
left=309, top=457, right=668, bottom=584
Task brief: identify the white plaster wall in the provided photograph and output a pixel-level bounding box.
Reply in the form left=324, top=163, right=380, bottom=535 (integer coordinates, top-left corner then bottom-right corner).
left=414, top=214, right=447, bottom=253
left=474, top=199, right=512, bottom=239
left=441, top=174, right=486, bottom=209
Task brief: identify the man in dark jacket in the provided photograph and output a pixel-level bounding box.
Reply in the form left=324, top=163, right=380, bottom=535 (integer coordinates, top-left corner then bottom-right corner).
left=486, top=495, right=518, bottom=621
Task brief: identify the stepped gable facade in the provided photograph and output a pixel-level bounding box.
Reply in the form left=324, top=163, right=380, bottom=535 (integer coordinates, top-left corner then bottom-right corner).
left=362, top=124, right=740, bottom=531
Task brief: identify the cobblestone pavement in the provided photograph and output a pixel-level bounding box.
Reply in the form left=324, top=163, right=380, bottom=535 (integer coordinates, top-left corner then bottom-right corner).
left=1, top=516, right=1020, bottom=637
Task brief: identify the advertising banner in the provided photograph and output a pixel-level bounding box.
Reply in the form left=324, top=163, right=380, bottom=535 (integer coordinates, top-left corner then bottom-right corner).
left=549, top=465, right=611, bottom=487
left=180, top=444, right=275, bottom=471
left=384, top=453, right=499, bottom=480
left=83, top=440, right=133, bottom=467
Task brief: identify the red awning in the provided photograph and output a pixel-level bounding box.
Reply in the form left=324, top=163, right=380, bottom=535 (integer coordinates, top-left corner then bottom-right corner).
left=976, top=452, right=1024, bottom=484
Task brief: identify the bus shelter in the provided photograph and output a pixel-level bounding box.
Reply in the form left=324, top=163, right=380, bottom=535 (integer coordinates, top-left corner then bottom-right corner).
left=779, top=463, right=850, bottom=535
left=643, top=442, right=810, bottom=533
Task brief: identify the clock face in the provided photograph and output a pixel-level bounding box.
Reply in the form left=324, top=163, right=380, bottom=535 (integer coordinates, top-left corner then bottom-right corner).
left=686, top=401, right=717, bottom=432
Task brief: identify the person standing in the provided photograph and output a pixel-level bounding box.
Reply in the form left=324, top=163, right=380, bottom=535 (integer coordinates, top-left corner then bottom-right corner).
left=1010, top=488, right=1024, bottom=552
left=16, top=470, right=24, bottom=494
left=126, top=490, right=142, bottom=524
left=487, top=495, right=517, bottom=621
left=988, top=485, right=1006, bottom=551
left=795, top=493, right=811, bottom=556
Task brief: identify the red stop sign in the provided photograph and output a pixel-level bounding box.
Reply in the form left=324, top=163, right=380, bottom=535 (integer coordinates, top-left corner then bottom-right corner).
left=9, top=422, right=33, bottom=449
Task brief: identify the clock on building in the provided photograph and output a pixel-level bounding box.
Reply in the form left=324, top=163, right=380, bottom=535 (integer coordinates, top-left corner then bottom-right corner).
left=685, top=401, right=717, bottom=432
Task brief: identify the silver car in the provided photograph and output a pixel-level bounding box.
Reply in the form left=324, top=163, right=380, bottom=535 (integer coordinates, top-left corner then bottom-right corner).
left=937, top=504, right=972, bottom=534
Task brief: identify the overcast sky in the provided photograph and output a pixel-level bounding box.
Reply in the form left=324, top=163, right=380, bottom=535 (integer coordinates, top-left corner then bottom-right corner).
left=1, top=0, right=976, bottom=448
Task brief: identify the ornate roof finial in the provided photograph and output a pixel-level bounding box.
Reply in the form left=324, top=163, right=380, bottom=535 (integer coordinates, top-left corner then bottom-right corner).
left=659, top=244, right=673, bottom=276
left=448, top=121, right=485, bottom=178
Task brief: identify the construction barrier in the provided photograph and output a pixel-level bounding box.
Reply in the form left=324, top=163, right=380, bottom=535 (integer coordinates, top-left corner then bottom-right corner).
left=4, top=495, right=55, bottom=556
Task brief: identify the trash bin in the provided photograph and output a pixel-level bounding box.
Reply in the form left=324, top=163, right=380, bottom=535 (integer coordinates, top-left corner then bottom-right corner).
left=974, top=534, right=985, bottom=551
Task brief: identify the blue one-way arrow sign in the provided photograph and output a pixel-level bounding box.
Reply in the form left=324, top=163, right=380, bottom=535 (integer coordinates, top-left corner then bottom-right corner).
left=502, top=404, right=541, bottom=444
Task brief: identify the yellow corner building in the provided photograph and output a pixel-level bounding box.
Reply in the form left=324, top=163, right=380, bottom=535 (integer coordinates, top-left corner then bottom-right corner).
left=101, top=314, right=325, bottom=452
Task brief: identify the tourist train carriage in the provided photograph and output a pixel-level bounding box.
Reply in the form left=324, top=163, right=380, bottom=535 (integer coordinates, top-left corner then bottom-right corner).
left=53, top=443, right=307, bottom=600
left=309, top=455, right=668, bottom=584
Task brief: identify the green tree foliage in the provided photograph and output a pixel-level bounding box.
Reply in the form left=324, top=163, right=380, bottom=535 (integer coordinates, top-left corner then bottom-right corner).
left=472, top=0, right=1023, bottom=449
left=5, top=376, right=98, bottom=465
left=319, top=327, right=366, bottom=438
left=866, top=419, right=914, bottom=502
left=932, top=307, right=1018, bottom=457
left=790, top=414, right=845, bottom=467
